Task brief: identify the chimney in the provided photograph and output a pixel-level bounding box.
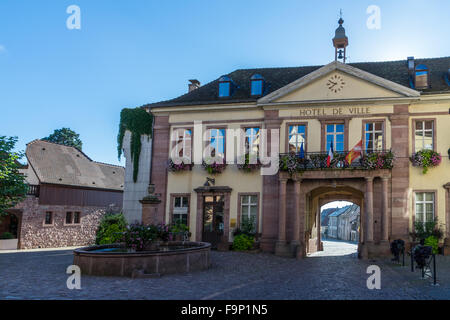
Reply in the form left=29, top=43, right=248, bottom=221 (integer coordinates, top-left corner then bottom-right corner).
left=407, top=56, right=415, bottom=75
left=188, top=79, right=200, bottom=92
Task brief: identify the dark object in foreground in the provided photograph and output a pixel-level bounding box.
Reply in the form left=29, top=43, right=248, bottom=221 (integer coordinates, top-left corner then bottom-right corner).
left=390, top=239, right=405, bottom=264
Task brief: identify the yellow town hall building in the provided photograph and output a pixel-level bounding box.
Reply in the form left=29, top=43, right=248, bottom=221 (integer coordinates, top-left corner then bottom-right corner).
left=135, top=19, right=450, bottom=259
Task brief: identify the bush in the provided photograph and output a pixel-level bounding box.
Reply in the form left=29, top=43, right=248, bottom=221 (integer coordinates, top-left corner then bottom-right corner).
left=424, top=236, right=439, bottom=254
left=232, top=234, right=254, bottom=251
left=95, top=213, right=127, bottom=245
left=0, top=232, right=14, bottom=239
left=410, top=220, right=444, bottom=242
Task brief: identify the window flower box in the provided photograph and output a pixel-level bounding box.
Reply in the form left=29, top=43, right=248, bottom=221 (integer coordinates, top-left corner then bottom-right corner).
left=167, top=158, right=193, bottom=172
left=361, top=150, right=395, bottom=170
left=410, top=149, right=442, bottom=174
left=202, top=157, right=227, bottom=174
left=237, top=154, right=262, bottom=172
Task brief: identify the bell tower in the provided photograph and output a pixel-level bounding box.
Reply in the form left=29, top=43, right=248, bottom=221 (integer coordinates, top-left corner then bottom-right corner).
left=333, top=12, right=348, bottom=63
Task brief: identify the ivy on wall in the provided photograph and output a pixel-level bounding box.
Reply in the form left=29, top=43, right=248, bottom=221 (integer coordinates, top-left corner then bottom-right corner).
left=118, top=108, right=153, bottom=183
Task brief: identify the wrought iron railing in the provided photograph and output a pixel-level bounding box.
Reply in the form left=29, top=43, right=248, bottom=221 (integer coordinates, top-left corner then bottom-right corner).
left=279, top=150, right=394, bottom=172
left=27, top=184, right=40, bottom=197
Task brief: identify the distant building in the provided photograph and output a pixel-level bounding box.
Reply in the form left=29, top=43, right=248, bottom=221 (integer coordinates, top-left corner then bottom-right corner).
left=327, top=205, right=360, bottom=242
left=0, top=140, right=124, bottom=250
left=320, top=207, right=338, bottom=239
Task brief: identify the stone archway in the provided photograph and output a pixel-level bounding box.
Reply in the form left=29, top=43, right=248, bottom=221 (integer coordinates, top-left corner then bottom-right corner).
left=305, top=185, right=363, bottom=257
left=268, top=170, right=392, bottom=259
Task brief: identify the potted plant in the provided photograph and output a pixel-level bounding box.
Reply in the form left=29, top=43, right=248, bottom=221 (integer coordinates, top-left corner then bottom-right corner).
left=410, top=219, right=444, bottom=254
left=410, top=149, right=442, bottom=174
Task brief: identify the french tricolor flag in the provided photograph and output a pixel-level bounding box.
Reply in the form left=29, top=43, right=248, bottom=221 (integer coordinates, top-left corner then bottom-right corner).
left=326, top=142, right=334, bottom=167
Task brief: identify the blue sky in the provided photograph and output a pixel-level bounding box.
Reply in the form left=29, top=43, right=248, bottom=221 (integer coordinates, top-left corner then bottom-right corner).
left=1, top=0, right=449, bottom=166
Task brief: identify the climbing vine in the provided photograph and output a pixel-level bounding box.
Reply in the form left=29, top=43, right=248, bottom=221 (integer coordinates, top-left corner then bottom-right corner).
left=118, top=108, right=153, bottom=182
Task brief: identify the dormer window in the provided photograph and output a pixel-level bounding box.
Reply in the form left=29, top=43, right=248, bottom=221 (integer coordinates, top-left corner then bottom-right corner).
left=251, top=74, right=265, bottom=96
left=218, top=76, right=232, bottom=97
left=415, top=64, right=429, bottom=89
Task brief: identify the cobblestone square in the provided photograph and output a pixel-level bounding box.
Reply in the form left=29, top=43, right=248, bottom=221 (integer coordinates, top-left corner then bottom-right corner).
left=0, top=241, right=449, bottom=300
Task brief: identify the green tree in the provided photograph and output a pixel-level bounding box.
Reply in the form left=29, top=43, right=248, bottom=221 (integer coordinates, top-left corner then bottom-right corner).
left=42, top=127, right=82, bottom=150
left=0, top=136, right=28, bottom=216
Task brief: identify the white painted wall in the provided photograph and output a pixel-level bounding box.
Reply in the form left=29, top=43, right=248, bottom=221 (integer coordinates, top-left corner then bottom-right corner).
left=122, top=131, right=152, bottom=224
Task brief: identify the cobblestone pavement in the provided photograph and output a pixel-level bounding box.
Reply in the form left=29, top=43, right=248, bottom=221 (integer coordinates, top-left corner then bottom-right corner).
left=1, top=241, right=449, bottom=300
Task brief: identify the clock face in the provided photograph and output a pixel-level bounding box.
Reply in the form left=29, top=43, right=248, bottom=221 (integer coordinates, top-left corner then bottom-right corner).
left=326, top=74, right=346, bottom=93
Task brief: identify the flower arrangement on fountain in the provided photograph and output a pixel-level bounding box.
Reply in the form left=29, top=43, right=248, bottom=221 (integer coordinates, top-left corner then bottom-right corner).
left=202, top=157, right=227, bottom=174
left=122, top=223, right=179, bottom=252
left=361, top=150, right=395, bottom=170
left=237, top=153, right=262, bottom=172
left=410, top=149, right=442, bottom=174
left=167, top=157, right=193, bottom=172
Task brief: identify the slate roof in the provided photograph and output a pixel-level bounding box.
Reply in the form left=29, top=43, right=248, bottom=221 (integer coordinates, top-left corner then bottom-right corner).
left=25, top=140, right=124, bottom=191
left=329, top=206, right=351, bottom=217
left=144, top=56, right=450, bottom=108
left=321, top=207, right=338, bottom=226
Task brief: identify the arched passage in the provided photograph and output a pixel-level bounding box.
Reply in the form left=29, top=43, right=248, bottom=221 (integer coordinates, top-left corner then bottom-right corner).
left=304, top=185, right=364, bottom=257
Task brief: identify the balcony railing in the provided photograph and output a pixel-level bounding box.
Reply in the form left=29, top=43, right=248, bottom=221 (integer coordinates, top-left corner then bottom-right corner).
left=27, top=184, right=40, bottom=197
left=279, top=150, right=394, bottom=172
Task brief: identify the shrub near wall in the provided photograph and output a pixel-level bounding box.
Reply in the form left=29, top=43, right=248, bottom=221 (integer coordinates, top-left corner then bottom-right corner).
left=95, top=213, right=127, bottom=245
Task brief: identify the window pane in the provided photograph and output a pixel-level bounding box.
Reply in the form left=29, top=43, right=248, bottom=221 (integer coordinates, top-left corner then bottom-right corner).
left=175, top=197, right=181, bottom=207
left=251, top=80, right=263, bottom=95
left=336, top=134, right=344, bottom=143
left=374, top=133, right=383, bottom=150
left=365, top=123, right=373, bottom=131
left=424, top=121, right=433, bottom=130
left=297, top=125, right=305, bottom=134
left=250, top=195, right=258, bottom=204
left=416, top=121, right=423, bottom=130
left=326, top=125, right=334, bottom=133
left=74, top=212, right=80, bottom=224
left=219, top=82, right=230, bottom=97
left=66, top=212, right=72, bottom=224
left=250, top=205, right=257, bottom=217
left=336, top=143, right=344, bottom=152
left=45, top=212, right=52, bottom=224
left=375, top=123, right=382, bottom=131
left=416, top=204, right=423, bottom=214
left=424, top=138, right=433, bottom=150
left=416, top=193, right=424, bottom=201
left=336, top=124, right=344, bottom=132
left=182, top=197, right=189, bottom=207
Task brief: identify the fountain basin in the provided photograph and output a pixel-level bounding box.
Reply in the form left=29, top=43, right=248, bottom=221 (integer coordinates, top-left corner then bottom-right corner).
left=73, top=241, right=211, bottom=277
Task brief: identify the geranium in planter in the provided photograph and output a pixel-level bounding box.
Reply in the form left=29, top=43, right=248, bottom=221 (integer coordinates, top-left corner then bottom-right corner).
left=202, top=157, right=226, bottom=174
left=362, top=150, right=395, bottom=170
left=167, top=158, right=193, bottom=172
left=237, top=153, right=262, bottom=172
left=411, top=149, right=442, bottom=174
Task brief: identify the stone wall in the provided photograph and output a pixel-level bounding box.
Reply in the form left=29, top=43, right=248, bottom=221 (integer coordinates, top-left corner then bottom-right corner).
left=15, top=196, right=108, bottom=249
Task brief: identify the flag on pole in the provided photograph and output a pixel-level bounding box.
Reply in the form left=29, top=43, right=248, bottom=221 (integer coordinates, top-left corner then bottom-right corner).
left=299, top=142, right=305, bottom=159
left=326, top=142, right=334, bottom=167
left=345, top=140, right=363, bottom=165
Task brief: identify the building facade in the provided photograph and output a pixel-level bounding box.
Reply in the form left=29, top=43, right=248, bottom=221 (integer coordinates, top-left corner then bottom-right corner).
left=1, top=140, right=124, bottom=250
left=132, top=21, right=450, bottom=259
